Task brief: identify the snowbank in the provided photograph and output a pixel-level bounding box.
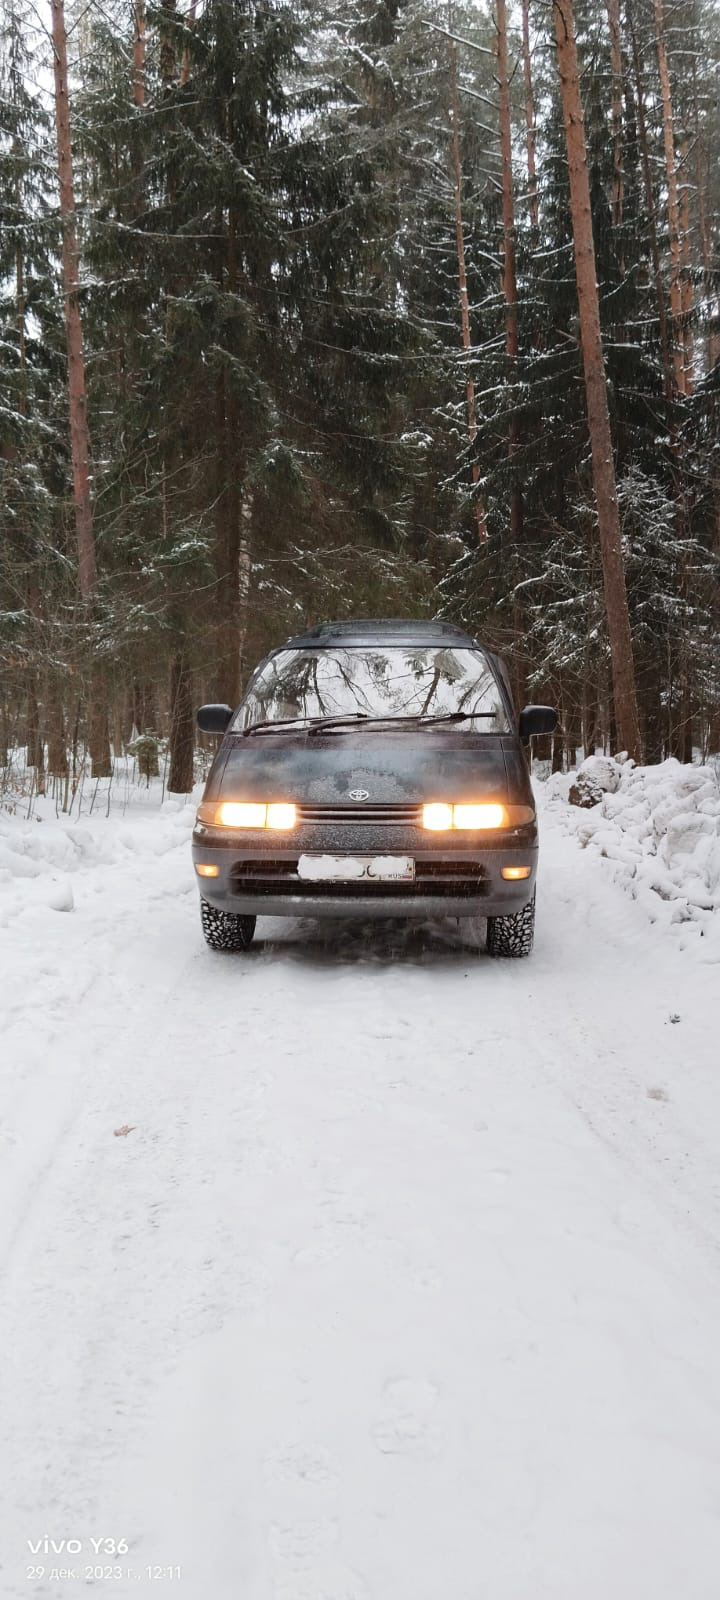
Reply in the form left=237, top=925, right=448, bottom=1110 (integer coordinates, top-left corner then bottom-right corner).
left=543, top=756, right=720, bottom=958
left=0, top=778, right=200, bottom=923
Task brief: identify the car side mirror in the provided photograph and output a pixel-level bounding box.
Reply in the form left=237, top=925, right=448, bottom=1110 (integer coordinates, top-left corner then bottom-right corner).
left=518, top=705, right=558, bottom=741
left=196, top=703, right=233, bottom=734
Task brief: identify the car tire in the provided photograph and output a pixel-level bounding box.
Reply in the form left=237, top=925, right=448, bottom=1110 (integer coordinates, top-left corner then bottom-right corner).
left=486, top=892, right=535, bottom=958
left=200, top=898, right=256, bottom=952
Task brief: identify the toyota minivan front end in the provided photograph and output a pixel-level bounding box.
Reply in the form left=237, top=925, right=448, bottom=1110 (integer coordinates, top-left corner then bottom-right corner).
left=192, top=620, right=556, bottom=956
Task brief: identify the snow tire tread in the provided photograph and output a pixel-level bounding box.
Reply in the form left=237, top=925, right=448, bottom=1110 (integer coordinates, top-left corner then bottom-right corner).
left=200, top=898, right=256, bottom=952
left=486, top=892, right=535, bottom=959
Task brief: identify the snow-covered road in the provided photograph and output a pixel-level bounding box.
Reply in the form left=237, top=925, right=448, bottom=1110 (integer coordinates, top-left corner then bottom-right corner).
left=1, top=786, right=719, bottom=1600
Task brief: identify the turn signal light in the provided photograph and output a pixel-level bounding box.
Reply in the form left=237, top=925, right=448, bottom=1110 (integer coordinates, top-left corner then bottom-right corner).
left=421, top=803, right=534, bottom=832
left=197, top=801, right=297, bottom=830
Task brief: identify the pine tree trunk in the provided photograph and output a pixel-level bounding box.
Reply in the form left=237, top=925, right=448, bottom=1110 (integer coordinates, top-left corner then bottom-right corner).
left=168, top=650, right=194, bottom=793
left=27, top=680, right=44, bottom=785
left=132, top=679, right=160, bottom=774
left=496, top=0, right=523, bottom=543
left=15, top=151, right=27, bottom=415
left=679, top=137, right=694, bottom=392
left=627, top=0, right=673, bottom=399
left=160, top=0, right=178, bottom=88
left=51, top=0, right=97, bottom=599
left=88, top=699, right=112, bottom=777
left=692, top=58, right=718, bottom=369
left=552, top=0, right=642, bottom=761
left=653, top=0, right=685, bottom=393
left=132, top=0, right=146, bottom=106
left=51, top=0, right=111, bottom=778
left=47, top=683, right=68, bottom=778
left=112, top=702, right=125, bottom=761
left=607, top=0, right=624, bottom=232
left=449, top=39, right=488, bottom=544
left=237, top=492, right=252, bottom=694
left=179, top=0, right=198, bottom=87
left=520, top=0, right=538, bottom=231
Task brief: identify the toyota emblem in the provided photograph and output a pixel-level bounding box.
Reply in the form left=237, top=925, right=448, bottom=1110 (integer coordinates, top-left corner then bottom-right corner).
left=349, top=788, right=370, bottom=801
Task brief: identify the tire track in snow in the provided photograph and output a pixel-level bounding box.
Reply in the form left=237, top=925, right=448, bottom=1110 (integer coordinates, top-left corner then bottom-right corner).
left=2, top=817, right=720, bottom=1600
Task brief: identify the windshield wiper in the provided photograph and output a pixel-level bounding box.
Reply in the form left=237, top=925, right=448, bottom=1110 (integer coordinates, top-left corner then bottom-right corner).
left=241, top=717, right=314, bottom=737
left=242, top=711, right=499, bottom=738
left=242, top=714, right=370, bottom=737
left=307, top=711, right=498, bottom=736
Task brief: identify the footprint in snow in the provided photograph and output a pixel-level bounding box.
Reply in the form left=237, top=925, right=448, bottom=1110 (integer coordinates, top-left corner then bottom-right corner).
left=372, top=1377, right=443, bottom=1459
left=264, top=1442, right=337, bottom=1488
left=270, top=1517, right=338, bottom=1569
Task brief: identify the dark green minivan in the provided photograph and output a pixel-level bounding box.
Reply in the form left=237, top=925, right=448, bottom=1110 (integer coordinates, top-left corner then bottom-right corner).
left=192, top=619, right=556, bottom=956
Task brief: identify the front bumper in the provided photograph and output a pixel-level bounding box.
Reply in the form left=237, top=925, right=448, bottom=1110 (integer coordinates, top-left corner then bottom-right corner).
left=192, top=819, right=538, bottom=919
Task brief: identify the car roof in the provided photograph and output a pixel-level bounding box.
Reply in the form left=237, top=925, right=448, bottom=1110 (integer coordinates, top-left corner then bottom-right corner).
left=283, top=618, right=483, bottom=649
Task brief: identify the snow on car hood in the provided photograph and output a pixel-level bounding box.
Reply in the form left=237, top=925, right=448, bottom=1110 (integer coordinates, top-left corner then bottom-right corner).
left=209, top=731, right=530, bottom=806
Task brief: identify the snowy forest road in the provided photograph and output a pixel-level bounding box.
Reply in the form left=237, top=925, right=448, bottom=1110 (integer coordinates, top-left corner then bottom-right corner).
left=1, top=794, right=719, bottom=1600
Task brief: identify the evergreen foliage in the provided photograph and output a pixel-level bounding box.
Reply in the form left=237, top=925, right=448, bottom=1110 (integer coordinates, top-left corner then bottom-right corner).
left=0, top=0, right=718, bottom=781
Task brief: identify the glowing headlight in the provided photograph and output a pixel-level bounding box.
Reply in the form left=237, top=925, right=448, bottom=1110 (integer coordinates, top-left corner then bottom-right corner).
left=422, top=802, right=454, bottom=831
left=197, top=801, right=297, bottom=830
left=421, top=803, right=534, bottom=831
left=266, top=803, right=297, bottom=830
left=453, top=803, right=506, bottom=830
left=218, top=802, right=267, bottom=827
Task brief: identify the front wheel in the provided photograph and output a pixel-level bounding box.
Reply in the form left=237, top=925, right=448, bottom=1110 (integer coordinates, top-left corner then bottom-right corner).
left=486, top=893, right=535, bottom=959
left=200, top=898, right=256, bottom=952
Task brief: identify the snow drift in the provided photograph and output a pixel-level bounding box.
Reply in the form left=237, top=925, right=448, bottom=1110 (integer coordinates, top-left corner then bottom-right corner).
left=544, top=756, right=720, bottom=957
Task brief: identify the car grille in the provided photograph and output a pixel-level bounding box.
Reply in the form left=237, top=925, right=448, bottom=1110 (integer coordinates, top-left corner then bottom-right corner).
left=296, top=802, right=421, bottom=826
left=229, top=859, right=488, bottom=898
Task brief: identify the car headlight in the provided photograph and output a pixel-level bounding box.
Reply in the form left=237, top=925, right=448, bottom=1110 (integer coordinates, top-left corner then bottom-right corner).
left=196, top=801, right=297, bottom=829
left=421, top=802, right=534, bottom=831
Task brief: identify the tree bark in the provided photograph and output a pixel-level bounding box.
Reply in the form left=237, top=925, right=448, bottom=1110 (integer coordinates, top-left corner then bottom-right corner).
left=607, top=0, right=624, bottom=231
left=626, top=0, right=673, bottom=399
left=168, top=650, right=195, bottom=793
left=653, top=0, right=685, bottom=393
left=27, top=679, right=44, bottom=787
left=132, top=0, right=146, bottom=107
left=179, top=0, right=198, bottom=87
left=496, top=0, right=523, bottom=543
left=691, top=56, right=718, bottom=368
left=237, top=491, right=252, bottom=694
left=51, top=0, right=112, bottom=778
left=552, top=0, right=642, bottom=760
left=449, top=39, right=488, bottom=544
left=520, top=0, right=539, bottom=231
left=132, top=679, right=159, bottom=773
left=679, top=136, right=694, bottom=392
left=15, top=146, right=27, bottom=416
left=51, top=0, right=97, bottom=599
left=160, top=0, right=178, bottom=89
left=47, top=682, right=68, bottom=778
left=88, top=698, right=113, bottom=777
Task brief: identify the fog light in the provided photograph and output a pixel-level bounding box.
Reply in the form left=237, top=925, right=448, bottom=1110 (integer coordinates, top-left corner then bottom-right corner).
left=196, top=863, right=220, bottom=878
left=501, top=865, right=532, bottom=880
left=422, top=802, right=454, bottom=831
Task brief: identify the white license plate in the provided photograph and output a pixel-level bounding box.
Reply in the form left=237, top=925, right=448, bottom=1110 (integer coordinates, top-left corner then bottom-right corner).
left=297, top=854, right=415, bottom=883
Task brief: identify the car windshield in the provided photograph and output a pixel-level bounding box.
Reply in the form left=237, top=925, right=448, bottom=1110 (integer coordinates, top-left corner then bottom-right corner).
left=233, top=646, right=510, bottom=733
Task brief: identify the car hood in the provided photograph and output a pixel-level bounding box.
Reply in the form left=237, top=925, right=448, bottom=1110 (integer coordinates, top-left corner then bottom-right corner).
left=208, top=731, right=529, bottom=806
